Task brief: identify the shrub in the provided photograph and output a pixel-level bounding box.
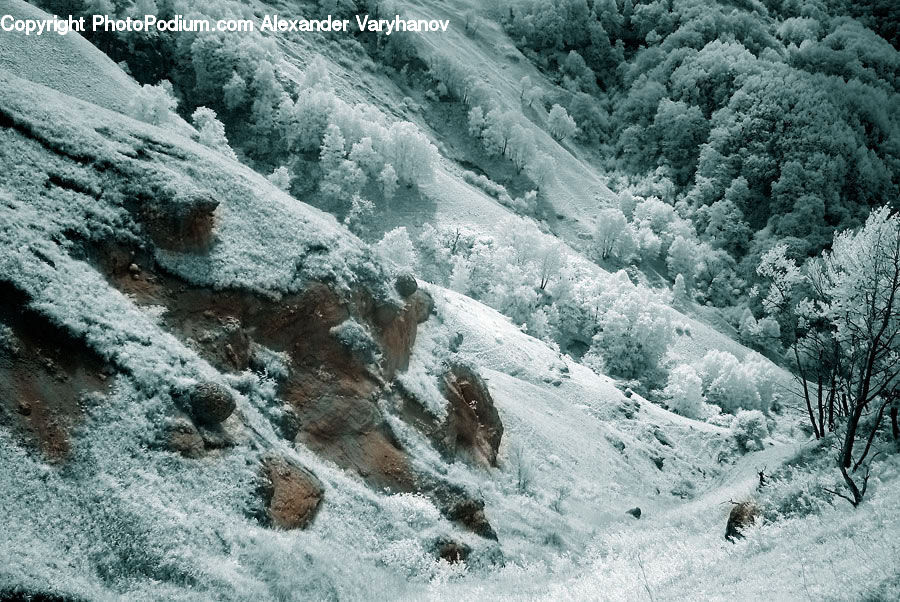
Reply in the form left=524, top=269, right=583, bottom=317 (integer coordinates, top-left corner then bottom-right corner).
left=696, top=350, right=770, bottom=413
left=379, top=164, right=399, bottom=201
left=663, top=364, right=704, bottom=418
left=376, top=227, right=418, bottom=272
left=267, top=166, right=292, bottom=191
left=590, top=285, right=672, bottom=382
left=128, top=80, right=178, bottom=126
left=731, top=409, right=768, bottom=452
left=329, top=318, right=380, bottom=364
left=191, top=107, right=237, bottom=160
left=548, top=104, right=577, bottom=141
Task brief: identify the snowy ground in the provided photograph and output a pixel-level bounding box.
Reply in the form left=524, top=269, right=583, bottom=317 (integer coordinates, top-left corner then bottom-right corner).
left=0, top=1, right=897, bottom=599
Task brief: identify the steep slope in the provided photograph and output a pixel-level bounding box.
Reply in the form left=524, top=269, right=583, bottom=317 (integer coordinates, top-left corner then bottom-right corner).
left=3, top=2, right=895, bottom=599
left=0, top=66, right=735, bottom=599
left=0, top=0, right=146, bottom=114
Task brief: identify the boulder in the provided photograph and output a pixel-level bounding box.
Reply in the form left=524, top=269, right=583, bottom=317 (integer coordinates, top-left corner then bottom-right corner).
left=445, top=496, right=497, bottom=541
left=258, top=455, right=324, bottom=530
left=185, top=382, right=235, bottom=425
left=626, top=507, right=642, bottom=519
left=394, top=273, right=418, bottom=298
left=432, top=537, right=472, bottom=564
left=725, top=501, right=759, bottom=541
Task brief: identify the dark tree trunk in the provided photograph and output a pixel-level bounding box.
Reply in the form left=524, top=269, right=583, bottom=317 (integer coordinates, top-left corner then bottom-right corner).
left=891, top=404, right=899, bottom=442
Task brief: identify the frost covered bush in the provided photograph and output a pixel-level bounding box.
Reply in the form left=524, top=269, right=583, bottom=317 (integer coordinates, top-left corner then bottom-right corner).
left=758, top=466, right=838, bottom=520
left=249, top=343, right=291, bottom=381
left=696, top=350, right=773, bottom=413
left=376, top=227, right=418, bottom=272
left=384, top=121, right=438, bottom=186
left=663, top=364, right=704, bottom=418
left=0, top=324, right=19, bottom=354
left=267, top=166, right=292, bottom=191
left=731, top=410, right=768, bottom=452
left=330, top=318, right=380, bottom=364
left=592, top=208, right=636, bottom=262
left=589, top=283, right=672, bottom=382
left=547, top=104, right=577, bottom=141
left=191, top=107, right=237, bottom=160
left=128, top=80, right=179, bottom=126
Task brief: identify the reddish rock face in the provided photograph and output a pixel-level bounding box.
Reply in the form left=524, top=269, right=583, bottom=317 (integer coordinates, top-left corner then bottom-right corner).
left=438, top=362, right=504, bottom=468
left=0, top=282, right=109, bottom=462
left=258, top=455, right=324, bottom=530
left=33, top=239, right=499, bottom=539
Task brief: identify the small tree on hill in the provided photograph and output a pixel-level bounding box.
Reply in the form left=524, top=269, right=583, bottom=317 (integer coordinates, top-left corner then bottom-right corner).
left=548, top=104, right=577, bottom=141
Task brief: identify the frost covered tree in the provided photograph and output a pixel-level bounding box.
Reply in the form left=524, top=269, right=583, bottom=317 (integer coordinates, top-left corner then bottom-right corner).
left=593, top=208, right=633, bottom=261
left=523, top=85, right=545, bottom=109
left=664, top=364, right=704, bottom=418
left=731, top=410, right=768, bottom=452
left=376, top=227, right=418, bottom=271
left=267, top=166, right=292, bottom=191
left=482, top=110, right=519, bottom=156
left=223, top=71, right=247, bottom=111
left=696, top=350, right=767, bottom=413
left=467, top=106, right=486, bottom=137
left=589, top=284, right=672, bottom=382
left=319, top=124, right=366, bottom=204
left=385, top=122, right=437, bottom=186
left=666, top=236, right=697, bottom=288
left=344, top=195, right=374, bottom=236
left=759, top=206, right=900, bottom=505
left=379, top=164, right=398, bottom=201
left=526, top=152, right=555, bottom=189
left=348, top=137, right=382, bottom=177
left=547, top=104, right=577, bottom=141
left=128, top=80, right=178, bottom=126
left=191, top=107, right=237, bottom=160
left=672, top=273, right=689, bottom=307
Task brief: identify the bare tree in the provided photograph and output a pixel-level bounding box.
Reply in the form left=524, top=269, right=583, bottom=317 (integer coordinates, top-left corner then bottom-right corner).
left=759, top=207, right=900, bottom=506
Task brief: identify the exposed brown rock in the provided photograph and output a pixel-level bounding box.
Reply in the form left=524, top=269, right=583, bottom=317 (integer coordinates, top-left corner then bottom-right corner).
left=725, top=501, right=760, bottom=541
left=443, top=495, right=497, bottom=541
left=141, top=190, right=219, bottom=252
left=432, top=537, right=471, bottom=563
left=167, top=414, right=205, bottom=458
left=258, top=455, right=324, bottom=530
left=0, top=282, right=108, bottom=462
left=89, top=242, right=497, bottom=536
left=437, top=362, right=504, bottom=468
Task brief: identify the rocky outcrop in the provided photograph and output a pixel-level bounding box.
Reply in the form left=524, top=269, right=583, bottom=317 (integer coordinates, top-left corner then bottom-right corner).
left=0, top=281, right=108, bottom=461
left=165, top=414, right=205, bottom=459
left=88, top=243, right=498, bottom=536
left=725, top=501, right=759, bottom=541
left=257, top=455, right=324, bottom=530
left=431, top=537, right=471, bottom=564
left=437, top=362, right=504, bottom=468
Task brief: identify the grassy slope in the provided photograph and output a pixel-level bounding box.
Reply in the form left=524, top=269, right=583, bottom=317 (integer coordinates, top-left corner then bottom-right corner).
left=0, top=0, right=190, bottom=131
left=259, top=0, right=796, bottom=381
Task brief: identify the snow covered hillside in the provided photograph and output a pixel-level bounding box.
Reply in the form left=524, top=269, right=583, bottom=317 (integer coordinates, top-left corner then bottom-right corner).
left=1, top=0, right=898, bottom=599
